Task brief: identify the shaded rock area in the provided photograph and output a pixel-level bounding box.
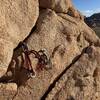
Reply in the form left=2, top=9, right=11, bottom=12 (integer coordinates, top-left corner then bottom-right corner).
left=0, top=0, right=100, bottom=100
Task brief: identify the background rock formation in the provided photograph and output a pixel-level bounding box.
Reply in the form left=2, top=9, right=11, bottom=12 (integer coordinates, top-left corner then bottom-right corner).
left=85, top=13, right=100, bottom=37
left=0, top=0, right=100, bottom=100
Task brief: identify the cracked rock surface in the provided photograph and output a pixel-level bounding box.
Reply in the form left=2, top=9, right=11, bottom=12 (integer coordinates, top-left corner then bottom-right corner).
left=0, top=0, right=100, bottom=100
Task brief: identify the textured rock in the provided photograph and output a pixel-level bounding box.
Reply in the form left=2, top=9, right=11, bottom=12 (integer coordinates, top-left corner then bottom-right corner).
left=39, top=0, right=83, bottom=19
left=0, top=38, right=13, bottom=70
left=0, top=0, right=39, bottom=76
left=0, top=0, right=100, bottom=100
left=0, top=83, right=17, bottom=100
left=39, top=0, right=72, bottom=12
left=46, top=46, right=100, bottom=100
left=0, top=67, right=7, bottom=78
left=2, top=9, right=99, bottom=100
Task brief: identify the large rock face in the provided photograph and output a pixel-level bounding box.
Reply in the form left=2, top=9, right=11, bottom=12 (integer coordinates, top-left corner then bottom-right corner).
left=46, top=46, right=100, bottom=100
left=0, top=0, right=100, bottom=100
left=0, top=0, right=39, bottom=75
